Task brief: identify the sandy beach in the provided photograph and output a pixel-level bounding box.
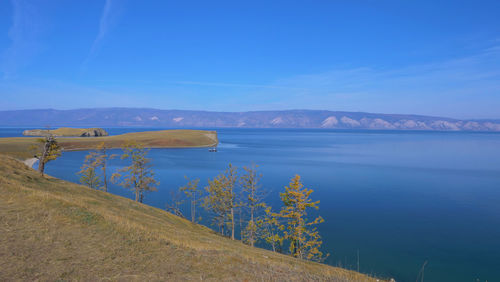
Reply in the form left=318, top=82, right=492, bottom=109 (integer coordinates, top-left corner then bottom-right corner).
left=23, top=158, right=38, bottom=168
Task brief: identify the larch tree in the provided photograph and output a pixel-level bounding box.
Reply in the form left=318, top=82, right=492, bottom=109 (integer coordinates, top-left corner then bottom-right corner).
left=93, top=142, right=116, bottom=192
left=276, top=174, right=327, bottom=261
left=240, top=164, right=266, bottom=246
left=203, top=164, right=237, bottom=239
left=179, top=176, right=202, bottom=223
left=35, top=132, right=61, bottom=176
left=112, top=142, right=159, bottom=203
left=165, top=189, right=185, bottom=218
left=77, top=152, right=102, bottom=189
left=78, top=142, right=115, bottom=191
left=225, top=164, right=237, bottom=240
left=257, top=206, right=284, bottom=253
left=203, top=174, right=229, bottom=235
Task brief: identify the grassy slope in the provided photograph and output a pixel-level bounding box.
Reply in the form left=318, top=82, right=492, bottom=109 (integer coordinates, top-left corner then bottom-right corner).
left=0, top=129, right=218, bottom=159
left=0, top=155, right=376, bottom=281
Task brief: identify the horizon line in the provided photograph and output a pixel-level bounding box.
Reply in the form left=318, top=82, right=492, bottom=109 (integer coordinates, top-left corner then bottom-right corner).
left=1, top=107, right=500, bottom=121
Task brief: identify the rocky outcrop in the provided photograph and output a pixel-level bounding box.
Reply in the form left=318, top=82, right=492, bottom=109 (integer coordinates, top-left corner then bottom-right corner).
left=23, top=128, right=109, bottom=137
left=271, top=117, right=284, bottom=125
left=321, top=116, right=338, bottom=128
left=340, top=116, right=361, bottom=127
left=78, top=128, right=108, bottom=137
left=23, top=129, right=47, bottom=136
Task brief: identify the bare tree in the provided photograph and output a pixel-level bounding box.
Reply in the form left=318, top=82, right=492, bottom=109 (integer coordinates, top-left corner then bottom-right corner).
left=240, top=164, right=266, bottom=246
left=179, top=176, right=202, bottom=223
left=166, top=190, right=186, bottom=218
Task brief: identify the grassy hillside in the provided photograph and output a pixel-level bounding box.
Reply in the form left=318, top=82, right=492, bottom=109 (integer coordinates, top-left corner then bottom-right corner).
left=0, top=155, right=377, bottom=281
left=0, top=129, right=218, bottom=159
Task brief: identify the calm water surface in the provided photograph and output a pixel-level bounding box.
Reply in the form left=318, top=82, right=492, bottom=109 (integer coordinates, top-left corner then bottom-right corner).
left=5, top=128, right=500, bottom=281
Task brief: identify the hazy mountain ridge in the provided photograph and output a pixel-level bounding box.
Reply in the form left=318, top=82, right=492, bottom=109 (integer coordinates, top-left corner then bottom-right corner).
left=1, top=108, right=499, bottom=131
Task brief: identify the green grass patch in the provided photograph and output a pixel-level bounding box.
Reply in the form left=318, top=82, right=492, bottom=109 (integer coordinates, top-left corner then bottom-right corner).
left=67, top=207, right=101, bottom=225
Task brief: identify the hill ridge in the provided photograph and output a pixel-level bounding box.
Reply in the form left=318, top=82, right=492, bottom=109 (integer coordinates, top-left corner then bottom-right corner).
left=1, top=108, right=499, bottom=131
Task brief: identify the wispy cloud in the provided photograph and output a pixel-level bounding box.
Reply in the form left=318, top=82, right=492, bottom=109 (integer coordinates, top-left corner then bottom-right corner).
left=169, top=80, right=307, bottom=90
left=1, top=0, right=42, bottom=79
left=81, top=0, right=118, bottom=71
left=240, top=46, right=500, bottom=118
left=82, top=46, right=499, bottom=118
left=273, top=47, right=500, bottom=92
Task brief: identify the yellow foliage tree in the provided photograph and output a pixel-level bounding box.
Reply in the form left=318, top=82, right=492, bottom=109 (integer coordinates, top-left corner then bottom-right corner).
left=35, top=133, right=61, bottom=176
left=78, top=142, right=115, bottom=191
left=203, top=164, right=237, bottom=239
left=275, top=175, right=327, bottom=261
left=257, top=206, right=284, bottom=253
left=77, top=152, right=101, bottom=189
left=93, top=142, right=116, bottom=192
left=112, top=142, right=159, bottom=203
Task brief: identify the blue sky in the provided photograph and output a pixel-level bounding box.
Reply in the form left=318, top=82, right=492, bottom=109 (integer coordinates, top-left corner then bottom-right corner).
left=1, top=0, right=499, bottom=119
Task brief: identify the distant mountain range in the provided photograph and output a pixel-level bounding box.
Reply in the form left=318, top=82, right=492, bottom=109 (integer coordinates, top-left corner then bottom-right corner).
left=1, top=108, right=499, bottom=132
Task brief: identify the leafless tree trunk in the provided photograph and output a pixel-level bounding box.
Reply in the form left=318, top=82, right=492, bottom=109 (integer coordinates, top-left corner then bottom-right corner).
left=230, top=206, right=235, bottom=240
left=191, top=194, right=196, bottom=222
left=102, top=146, right=108, bottom=192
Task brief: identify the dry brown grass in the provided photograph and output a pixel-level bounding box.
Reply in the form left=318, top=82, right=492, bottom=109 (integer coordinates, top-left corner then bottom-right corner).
left=23, top=127, right=108, bottom=137
left=0, top=155, right=379, bottom=281
left=0, top=129, right=218, bottom=159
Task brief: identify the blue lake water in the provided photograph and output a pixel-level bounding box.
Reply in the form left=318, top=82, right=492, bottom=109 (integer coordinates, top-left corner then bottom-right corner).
left=4, top=128, right=500, bottom=281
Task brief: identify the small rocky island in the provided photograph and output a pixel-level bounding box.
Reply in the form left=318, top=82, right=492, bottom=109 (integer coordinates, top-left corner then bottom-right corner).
left=23, top=127, right=109, bottom=137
